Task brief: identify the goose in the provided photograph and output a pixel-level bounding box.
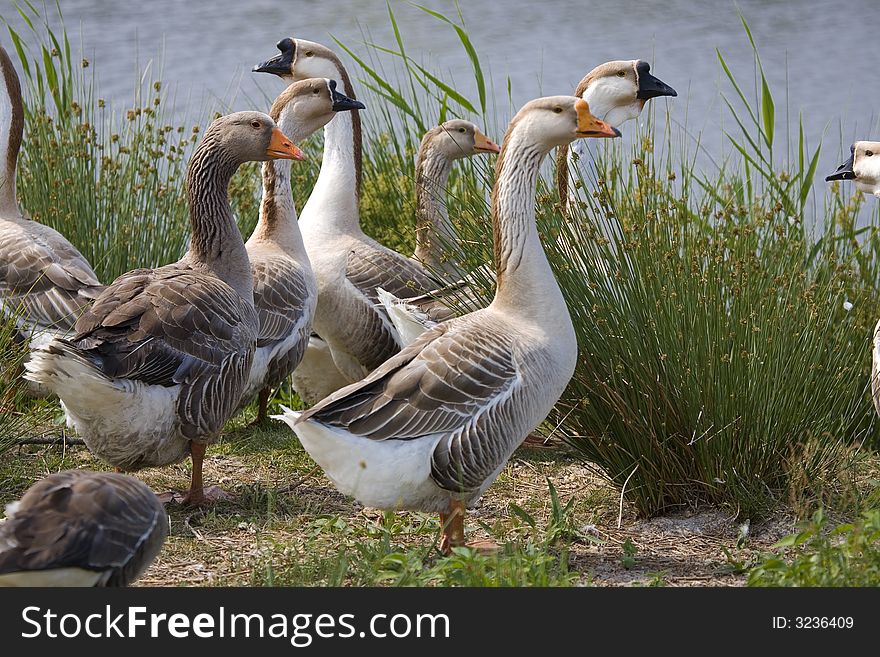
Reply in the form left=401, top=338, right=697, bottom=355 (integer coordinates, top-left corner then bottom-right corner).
left=556, top=59, right=676, bottom=210
left=240, top=78, right=364, bottom=424
left=377, top=119, right=500, bottom=348
left=826, top=141, right=880, bottom=416
left=24, top=112, right=303, bottom=506
left=254, top=38, right=440, bottom=392
left=410, top=119, right=500, bottom=279
left=274, top=97, right=620, bottom=552
left=0, top=470, right=167, bottom=586
left=0, top=44, right=103, bottom=351
left=380, top=59, right=677, bottom=347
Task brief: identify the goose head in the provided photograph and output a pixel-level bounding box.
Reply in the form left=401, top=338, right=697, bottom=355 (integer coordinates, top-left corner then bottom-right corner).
left=270, top=78, right=364, bottom=140
left=255, top=37, right=346, bottom=84
left=204, top=111, right=305, bottom=163
left=826, top=141, right=880, bottom=197
left=423, top=120, right=501, bottom=159
left=512, top=96, right=621, bottom=151
left=576, top=60, right=676, bottom=128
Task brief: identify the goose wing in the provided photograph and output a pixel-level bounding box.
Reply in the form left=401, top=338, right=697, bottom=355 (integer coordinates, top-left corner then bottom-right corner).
left=345, top=241, right=437, bottom=303
left=299, top=319, right=521, bottom=492
left=252, top=256, right=312, bottom=349
left=0, top=471, right=167, bottom=586
left=340, top=242, right=440, bottom=369
left=252, top=255, right=313, bottom=386
left=73, top=266, right=257, bottom=437
left=0, top=222, right=102, bottom=329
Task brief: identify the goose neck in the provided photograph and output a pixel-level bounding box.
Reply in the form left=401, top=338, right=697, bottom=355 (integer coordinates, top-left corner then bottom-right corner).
left=299, top=110, right=361, bottom=235
left=250, top=108, right=312, bottom=254
left=413, top=145, right=458, bottom=273
left=491, top=128, right=565, bottom=314
left=0, top=48, right=23, bottom=217
left=250, top=158, right=306, bottom=255
left=185, top=138, right=254, bottom=303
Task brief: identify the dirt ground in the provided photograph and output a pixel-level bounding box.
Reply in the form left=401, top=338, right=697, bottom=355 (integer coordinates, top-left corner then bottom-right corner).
left=2, top=430, right=800, bottom=587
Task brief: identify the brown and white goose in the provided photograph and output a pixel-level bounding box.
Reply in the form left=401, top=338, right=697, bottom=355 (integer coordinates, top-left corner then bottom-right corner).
left=254, top=37, right=438, bottom=388
left=380, top=59, right=676, bottom=346
left=0, top=470, right=167, bottom=586
left=0, top=44, right=103, bottom=349
left=410, top=119, right=500, bottom=278
left=827, top=141, right=880, bottom=417
left=25, top=112, right=303, bottom=506
left=556, top=59, right=676, bottom=209
left=275, top=97, right=619, bottom=552
left=240, top=78, right=364, bottom=424
left=377, top=119, right=500, bottom=347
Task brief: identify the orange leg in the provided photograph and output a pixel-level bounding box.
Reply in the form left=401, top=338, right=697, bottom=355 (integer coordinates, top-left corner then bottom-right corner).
left=439, top=499, right=466, bottom=555
left=180, top=442, right=230, bottom=506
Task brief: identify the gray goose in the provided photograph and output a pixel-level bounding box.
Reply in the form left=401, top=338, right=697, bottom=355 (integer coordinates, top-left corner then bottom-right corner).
left=826, top=142, right=880, bottom=417
left=240, top=78, right=364, bottom=424
left=380, top=59, right=677, bottom=347
left=25, top=112, right=303, bottom=506
left=254, top=37, right=439, bottom=389
left=275, top=97, right=620, bottom=552
left=0, top=470, right=167, bottom=586
left=0, top=44, right=102, bottom=350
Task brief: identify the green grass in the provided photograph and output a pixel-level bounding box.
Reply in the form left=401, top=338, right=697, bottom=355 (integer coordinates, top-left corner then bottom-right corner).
left=748, top=507, right=880, bottom=586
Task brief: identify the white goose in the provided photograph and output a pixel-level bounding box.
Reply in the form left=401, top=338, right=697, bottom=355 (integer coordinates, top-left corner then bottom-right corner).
left=381, top=59, right=677, bottom=346
left=240, top=78, right=364, bottom=424
left=25, top=112, right=303, bottom=505
left=0, top=470, right=167, bottom=587
left=275, top=97, right=620, bottom=551
left=826, top=141, right=880, bottom=416
left=0, top=44, right=103, bottom=351
left=556, top=59, right=676, bottom=210
left=254, top=38, right=439, bottom=392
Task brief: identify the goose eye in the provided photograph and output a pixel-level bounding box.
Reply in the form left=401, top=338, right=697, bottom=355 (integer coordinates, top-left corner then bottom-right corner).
left=313, top=88, right=320, bottom=94
left=617, top=71, right=626, bottom=77
left=250, top=120, right=261, bottom=129
left=458, top=127, right=466, bottom=133
left=553, top=107, right=563, bottom=114
left=867, top=150, right=875, bottom=157
left=305, top=51, right=315, bottom=57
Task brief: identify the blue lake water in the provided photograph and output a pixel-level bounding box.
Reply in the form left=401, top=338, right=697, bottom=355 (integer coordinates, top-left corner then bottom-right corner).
left=2, top=0, right=879, bottom=210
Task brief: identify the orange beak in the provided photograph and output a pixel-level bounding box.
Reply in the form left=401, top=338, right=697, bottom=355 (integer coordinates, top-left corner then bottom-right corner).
left=473, top=129, right=501, bottom=154
left=575, top=99, right=621, bottom=139
left=267, top=127, right=305, bottom=160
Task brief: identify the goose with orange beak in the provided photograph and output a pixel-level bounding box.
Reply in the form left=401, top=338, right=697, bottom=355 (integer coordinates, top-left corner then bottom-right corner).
left=274, top=97, right=618, bottom=553
left=26, top=112, right=304, bottom=506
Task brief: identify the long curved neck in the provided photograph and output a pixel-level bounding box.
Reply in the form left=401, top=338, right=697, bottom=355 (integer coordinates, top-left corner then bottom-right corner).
left=299, top=107, right=360, bottom=235
left=0, top=48, right=24, bottom=216
left=299, top=64, right=362, bottom=236
left=491, top=126, right=565, bottom=314
left=249, top=114, right=306, bottom=257
left=413, top=143, right=459, bottom=275
left=185, top=137, right=253, bottom=303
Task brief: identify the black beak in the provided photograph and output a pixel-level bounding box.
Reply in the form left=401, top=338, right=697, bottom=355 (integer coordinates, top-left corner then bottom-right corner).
left=329, top=79, right=365, bottom=112
left=636, top=61, right=677, bottom=100
left=253, top=37, right=295, bottom=77
left=826, top=148, right=856, bottom=182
